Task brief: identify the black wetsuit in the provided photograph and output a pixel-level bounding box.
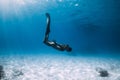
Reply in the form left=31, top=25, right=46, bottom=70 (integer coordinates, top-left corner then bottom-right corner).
left=43, top=13, right=72, bottom=52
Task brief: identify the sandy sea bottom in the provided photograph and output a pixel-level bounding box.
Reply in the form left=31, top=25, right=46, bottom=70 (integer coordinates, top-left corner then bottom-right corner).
left=0, top=53, right=120, bottom=80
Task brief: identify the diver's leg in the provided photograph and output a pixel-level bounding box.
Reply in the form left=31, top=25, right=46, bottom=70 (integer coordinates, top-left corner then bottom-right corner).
left=43, top=34, right=49, bottom=43
left=44, top=13, right=51, bottom=42
left=45, top=13, right=51, bottom=35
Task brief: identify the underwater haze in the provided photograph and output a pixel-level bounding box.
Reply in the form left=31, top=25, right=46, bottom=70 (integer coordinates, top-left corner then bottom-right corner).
left=0, top=0, right=120, bottom=80
left=0, top=0, right=120, bottom=53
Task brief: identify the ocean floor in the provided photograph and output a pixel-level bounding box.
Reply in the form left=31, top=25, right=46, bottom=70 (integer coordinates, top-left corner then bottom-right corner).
left=0, top=53, right=120, bottom=80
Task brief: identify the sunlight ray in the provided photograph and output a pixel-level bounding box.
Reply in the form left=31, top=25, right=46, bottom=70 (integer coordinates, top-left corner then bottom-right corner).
left=0, top=0, right=39, bottom=19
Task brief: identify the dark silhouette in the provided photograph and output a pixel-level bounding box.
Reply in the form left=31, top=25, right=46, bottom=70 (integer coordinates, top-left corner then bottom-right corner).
left=0, top=65, right=4, bottom=79
left=43, top=13, right=72, bottom=52
left=96, top=67, right=109, bottom=77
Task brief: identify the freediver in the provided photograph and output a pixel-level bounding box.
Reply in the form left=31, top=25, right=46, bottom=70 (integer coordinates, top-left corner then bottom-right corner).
left=43, top=13, right=72, bottom=52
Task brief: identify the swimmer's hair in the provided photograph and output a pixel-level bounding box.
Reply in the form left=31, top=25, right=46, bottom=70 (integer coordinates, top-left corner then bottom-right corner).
left=66, top=45, right=72, bottom=52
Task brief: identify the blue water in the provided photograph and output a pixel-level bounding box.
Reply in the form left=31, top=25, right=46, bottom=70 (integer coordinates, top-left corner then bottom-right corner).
left=0, top=0, right=120, bottom=57
left=0, top=1, right=120, bottom=80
